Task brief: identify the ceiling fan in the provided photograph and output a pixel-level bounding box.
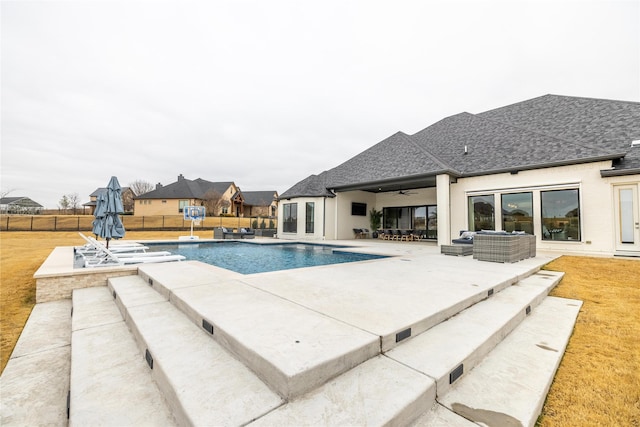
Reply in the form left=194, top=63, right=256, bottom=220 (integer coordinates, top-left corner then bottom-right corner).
left=395, top=190, right=417, bottom=196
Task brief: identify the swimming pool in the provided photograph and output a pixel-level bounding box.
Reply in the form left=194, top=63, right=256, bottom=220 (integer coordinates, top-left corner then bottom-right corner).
left=148, top=241, right=388, bottom=274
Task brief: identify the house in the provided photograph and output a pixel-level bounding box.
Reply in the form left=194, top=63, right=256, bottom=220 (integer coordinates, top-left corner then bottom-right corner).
left=278, top=95, right=640, bottom=257
left=133, top=174, right=244, bottom=216
left=242, top=191, right=279, bottom=218
left=0, top=197, right=44, bottom=214
left=84, top=187, right=135, bottom=214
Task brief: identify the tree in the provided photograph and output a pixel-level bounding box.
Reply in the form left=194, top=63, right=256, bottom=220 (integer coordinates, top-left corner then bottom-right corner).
left=68, top=193, right=81, bottom=214
left=1, top=188, right=16, bottom=199
left=202, top=190, right=230, bottom=216
left=129, top=179, right=154, bottom=196
left=58, top=195, right=70, bottom=213
left=58, top=193, right=80, bottom=214
left=127, top=180, right=155, bottom=213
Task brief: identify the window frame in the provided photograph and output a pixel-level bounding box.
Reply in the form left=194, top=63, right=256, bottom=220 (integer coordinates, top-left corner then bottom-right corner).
left=540, top=188, right=581, bottom=241
left=501, top=192, right=534, bottom=235
left=468, top=194, right=495, bottom=231
left=283, top=203, right=298, bottom=233
left=305, top=202, right=315, bottom=233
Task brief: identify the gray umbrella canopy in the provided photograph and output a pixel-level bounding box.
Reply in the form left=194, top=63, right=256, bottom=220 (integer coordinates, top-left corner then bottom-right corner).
left=92, top=176, right=125, bottom=247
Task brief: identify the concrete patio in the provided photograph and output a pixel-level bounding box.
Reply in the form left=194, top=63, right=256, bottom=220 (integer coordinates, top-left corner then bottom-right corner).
left=1, top=239, right=581, bottom=426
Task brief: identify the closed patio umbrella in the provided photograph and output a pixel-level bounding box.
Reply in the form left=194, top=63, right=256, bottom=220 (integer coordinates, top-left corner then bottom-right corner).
left=92, top=176, right=125, bottom=248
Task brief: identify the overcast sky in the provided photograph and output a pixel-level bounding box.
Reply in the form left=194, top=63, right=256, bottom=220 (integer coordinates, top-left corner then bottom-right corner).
left=2, top=0, right=639, bottom=209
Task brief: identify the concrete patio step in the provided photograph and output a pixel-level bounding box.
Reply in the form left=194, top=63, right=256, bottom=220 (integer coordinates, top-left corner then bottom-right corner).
left=69, top=286, right=176, bottom=426
left=438, top=296, right=582, bottom=427
left=135, top=262, right=381, bottom=399
left=107, top=275, right=284, bottom=426
left=247, top=355, right=436, bottom=427
left=0, top=300, right=71, bottom=427
left=387, top=270, right=564, bottom=397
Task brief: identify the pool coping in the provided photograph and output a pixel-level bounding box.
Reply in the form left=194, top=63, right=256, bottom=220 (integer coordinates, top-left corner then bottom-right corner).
left=33, top=238, right=403, bottom=303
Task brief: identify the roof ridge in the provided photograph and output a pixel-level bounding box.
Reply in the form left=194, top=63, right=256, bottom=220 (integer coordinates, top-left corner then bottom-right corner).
left=545, top=93, right=640, bottom=105
left=398, top=132, right=456, bottom=173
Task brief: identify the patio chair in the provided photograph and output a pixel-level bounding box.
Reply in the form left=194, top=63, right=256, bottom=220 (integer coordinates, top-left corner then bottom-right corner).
left=399, top=229, right=413, bottom=241
left=411, top=229, right=425, bottom=241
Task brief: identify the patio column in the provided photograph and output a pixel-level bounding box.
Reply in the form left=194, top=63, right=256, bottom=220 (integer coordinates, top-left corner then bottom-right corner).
left=436, top=174, right=451, bottom=246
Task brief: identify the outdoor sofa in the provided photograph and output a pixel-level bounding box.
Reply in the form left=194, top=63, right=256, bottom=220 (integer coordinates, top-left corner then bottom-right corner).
left=214, top=227, right=255, bottom=239
left=442, top=230, right=536, bottom=262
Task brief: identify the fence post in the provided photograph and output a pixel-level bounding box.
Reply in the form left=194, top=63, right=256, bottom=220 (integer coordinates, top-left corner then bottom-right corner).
left=6, top=216, right=9, bottom=231
left=77, top=216, right=80, bottom=230
left=142, top=216, right=145, bottom=230
left=54, top=216, right=57, bottom=231
left=31, top=216, right=34, bottom=231
left=162, top=216, right=165, bottom=228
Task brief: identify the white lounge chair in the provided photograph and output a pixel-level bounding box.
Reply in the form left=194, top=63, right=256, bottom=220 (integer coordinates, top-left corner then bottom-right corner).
left=77, top=233, right=185, bottom=267
left=75, top=232, right=148, bottom=255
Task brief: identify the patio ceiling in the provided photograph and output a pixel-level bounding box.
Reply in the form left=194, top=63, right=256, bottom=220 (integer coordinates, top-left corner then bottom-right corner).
left=331, top=174, right=442, bottom=193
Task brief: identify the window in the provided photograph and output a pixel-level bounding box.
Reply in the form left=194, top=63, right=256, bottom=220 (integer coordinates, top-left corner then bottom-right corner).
left=468, top=195, right=495, bottom=231
left=383, top=207, right=410, bottom=228
left=178, top=200, right=189, bottom=213
left=305, top=202, right=315, bottom=233
left=541, top=189, right=580, bottom=241
left=427, top=206, right=437, bottom=239
left=502, top=192, right=533, bottom=234
left=382, top=206, right=435, bottom=238
left=351, top=202, right=367, bottom=216
left=283, top=203, right=298, bottom=233
left=221, top=206, right=229, bottom=215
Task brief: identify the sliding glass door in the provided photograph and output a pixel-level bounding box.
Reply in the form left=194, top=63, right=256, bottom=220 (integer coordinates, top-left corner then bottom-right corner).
left=382, top=205, right=437, bottom=239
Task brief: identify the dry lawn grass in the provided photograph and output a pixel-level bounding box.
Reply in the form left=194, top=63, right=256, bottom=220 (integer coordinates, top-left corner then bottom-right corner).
left=1, top=232, right=639, bottom=425
left=539, top=256, right=640, bottom=426
left=0, top=230, right=214, bottom=373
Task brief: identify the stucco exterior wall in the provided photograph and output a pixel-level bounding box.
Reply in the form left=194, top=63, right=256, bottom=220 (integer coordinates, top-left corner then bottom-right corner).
left=279, top=162, right=639, bottom=255
left=278, top=197, right=327, bottom=240
left=449, top=160, right=638, bottom=255
left=332, top=191, right=376, bottom=239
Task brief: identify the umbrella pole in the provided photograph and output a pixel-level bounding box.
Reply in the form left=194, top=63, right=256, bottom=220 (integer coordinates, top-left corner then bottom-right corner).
left=106, top=238, right=110, bottom=249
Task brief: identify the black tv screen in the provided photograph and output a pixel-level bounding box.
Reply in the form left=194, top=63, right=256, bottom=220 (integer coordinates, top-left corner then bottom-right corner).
left=351, top=202, right=367, bottom=216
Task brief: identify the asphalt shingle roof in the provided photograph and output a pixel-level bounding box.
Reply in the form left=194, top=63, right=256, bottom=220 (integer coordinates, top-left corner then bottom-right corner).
left=242, top=191, right=277, bottom=206
left=280, top=95, right=640, bottom=198
left=0, top=197, right=43, bottom=207
left=135, top=179, right=234, bottom=199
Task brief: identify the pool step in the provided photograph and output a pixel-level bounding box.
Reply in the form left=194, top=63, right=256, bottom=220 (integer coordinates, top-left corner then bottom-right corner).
left=438, top=296, right=582, bottom=427
left=69, top=286, right=176, bottom=426
left=387, top=270, right=564, bottom=396
left=107, top=275, right=284, bottom=426
left=135, top=262, right=381, bottom=399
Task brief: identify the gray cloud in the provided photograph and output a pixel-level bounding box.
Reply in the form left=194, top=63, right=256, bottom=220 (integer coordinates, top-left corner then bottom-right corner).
left=2, top=0, right=639, bottom=208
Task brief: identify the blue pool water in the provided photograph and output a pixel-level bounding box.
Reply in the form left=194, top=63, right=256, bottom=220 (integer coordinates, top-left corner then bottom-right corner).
left=149, top=241, right=387, bottom=274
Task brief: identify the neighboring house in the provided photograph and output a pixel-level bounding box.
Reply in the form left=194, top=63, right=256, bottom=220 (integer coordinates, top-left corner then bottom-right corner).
left=278, top=95, right=640, bottom=257
left=133, top=174, right=244, bottom=216
left=242, top=191, right=279, bottom=217
left=84, top=187, right=135, bottom=214
left=0, top=197, right=44, bottom=214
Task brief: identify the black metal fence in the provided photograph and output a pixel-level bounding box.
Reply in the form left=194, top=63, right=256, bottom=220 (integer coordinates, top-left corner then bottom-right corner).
left=0, top=215, right=277, bottom=232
